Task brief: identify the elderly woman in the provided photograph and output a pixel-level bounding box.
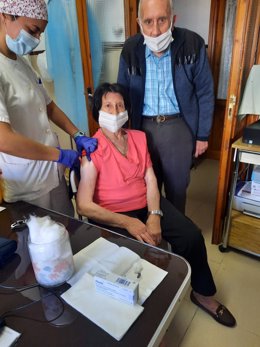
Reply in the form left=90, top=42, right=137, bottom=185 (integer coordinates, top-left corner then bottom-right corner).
left=77, top=82, right=236, bottom=327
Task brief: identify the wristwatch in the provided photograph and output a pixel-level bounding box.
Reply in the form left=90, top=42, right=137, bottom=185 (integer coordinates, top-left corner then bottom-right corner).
left=73, top=130, right=85, bottom=139
left=148, top=210, right=164, bottom=217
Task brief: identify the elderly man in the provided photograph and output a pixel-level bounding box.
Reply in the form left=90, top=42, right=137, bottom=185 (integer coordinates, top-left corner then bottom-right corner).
left=118, top=0, right=214, bottom=214
left=117, top=0, right=236, bottom=327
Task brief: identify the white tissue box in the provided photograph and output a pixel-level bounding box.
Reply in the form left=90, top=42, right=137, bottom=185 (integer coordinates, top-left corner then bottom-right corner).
left=94, top=271, right=139, bottom=305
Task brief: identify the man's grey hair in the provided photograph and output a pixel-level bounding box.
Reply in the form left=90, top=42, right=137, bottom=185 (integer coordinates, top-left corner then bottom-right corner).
left=138, top=0, right=174, bottom=20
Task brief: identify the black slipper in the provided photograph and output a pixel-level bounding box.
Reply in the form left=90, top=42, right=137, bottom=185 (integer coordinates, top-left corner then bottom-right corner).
left=190, top=290, right=236, bottom=327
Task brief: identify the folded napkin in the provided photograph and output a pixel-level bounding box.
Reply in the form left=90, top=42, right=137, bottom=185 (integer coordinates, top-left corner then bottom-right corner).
left=68, top=238, right=141, bottom=286
left=62, top=237, right=168, bottom=340
left=62, top=272, right=144, bottom=341
left=125, top=258, right=167, bottom=305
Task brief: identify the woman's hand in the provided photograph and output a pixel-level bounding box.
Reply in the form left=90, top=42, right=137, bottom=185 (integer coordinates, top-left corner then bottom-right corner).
left=124, top=217, right=156, bottom=245
left=146, top=215, right=162, bottom=245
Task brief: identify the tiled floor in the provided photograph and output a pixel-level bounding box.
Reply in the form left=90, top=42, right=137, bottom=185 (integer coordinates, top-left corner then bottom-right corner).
left=164, top=159, right=260, bottom=347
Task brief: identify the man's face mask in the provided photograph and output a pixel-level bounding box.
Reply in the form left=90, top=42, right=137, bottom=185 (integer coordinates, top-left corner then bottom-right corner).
left=140, top=20, right=173, bottom=53
left=5, top=17, right=40, bottom=56
left=99, top=110, right=129, bottom=133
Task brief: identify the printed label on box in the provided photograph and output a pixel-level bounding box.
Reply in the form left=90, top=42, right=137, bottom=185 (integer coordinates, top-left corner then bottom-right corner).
left=94, top=270, right=139, bottom=305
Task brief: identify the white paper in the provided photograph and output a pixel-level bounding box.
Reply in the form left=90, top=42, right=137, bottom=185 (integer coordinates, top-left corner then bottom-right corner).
left=68, top=238, right=168, bottom=304
left=62, top=238, right=168, bottom=340
left=0, top=206, right=6, bottom=212
left=0, top=326, right=21, bottom=347
left=62, top=273, right=143, bottom=341
left=126, top=258, right=168, bottom=305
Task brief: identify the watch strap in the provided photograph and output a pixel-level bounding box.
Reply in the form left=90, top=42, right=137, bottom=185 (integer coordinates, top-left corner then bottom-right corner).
left=73, top=130, right=85, bottom=139
left=148, top=209, right=163, bottom=217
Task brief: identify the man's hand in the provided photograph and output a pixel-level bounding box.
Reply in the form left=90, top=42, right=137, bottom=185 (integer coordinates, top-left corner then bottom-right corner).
left=125, top=218, right=156, bottom=245
left=146, top=215, right=162, bottom=245
left=194, top=140, right=208, bottom=158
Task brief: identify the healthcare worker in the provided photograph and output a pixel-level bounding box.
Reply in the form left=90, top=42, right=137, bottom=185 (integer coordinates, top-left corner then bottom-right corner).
left=0, top=0, right=97, bottom=216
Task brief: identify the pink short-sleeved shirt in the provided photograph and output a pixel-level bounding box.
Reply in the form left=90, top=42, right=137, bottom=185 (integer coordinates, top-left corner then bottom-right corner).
left=90, top=129, right=152, bottom=212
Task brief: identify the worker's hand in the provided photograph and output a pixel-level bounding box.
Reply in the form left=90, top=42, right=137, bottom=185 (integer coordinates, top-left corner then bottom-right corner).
left=56, top=149, right=79, bottom=168
left=194, top=140, right=208, bottom=158
left=146, top=215, right=162, bottom=245
left=74, top=136, right=97, bottom=161
left=125, top=218, right=156, bottom=246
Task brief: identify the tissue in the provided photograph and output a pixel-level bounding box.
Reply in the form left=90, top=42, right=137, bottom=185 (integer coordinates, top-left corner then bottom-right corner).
left=27, top=216, right=74, bottom=287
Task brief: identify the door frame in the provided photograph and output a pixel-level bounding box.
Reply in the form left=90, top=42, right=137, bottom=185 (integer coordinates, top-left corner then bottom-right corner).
left=125, top=0, right=138, bottom=36
left=207, top=0, right=226, bottom=93
left=75, top=0, right=96, bottom=136
left=212, top=0, right=260, bottom=244
left=76, top=0, right=134, bottom=136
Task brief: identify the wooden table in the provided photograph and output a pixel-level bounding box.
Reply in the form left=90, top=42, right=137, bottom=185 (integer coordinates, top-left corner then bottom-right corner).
left=0, top=201, right=191, bottom=347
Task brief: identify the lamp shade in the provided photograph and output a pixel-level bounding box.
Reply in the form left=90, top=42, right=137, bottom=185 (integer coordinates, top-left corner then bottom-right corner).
left=238, top=65, right=260, bottom=115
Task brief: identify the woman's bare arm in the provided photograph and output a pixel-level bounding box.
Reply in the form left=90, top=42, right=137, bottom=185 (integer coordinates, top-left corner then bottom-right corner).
left=76, top=157, right=155, bottom=245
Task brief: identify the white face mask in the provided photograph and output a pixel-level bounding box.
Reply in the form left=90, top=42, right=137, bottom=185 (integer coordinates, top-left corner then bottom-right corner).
left=6, top=29, right=40, bottom=55
left=4, top=17, right=40, bottom=56
left=99, top=110, right=128, bottom=133
left=141, top=21, right=173, bottom=53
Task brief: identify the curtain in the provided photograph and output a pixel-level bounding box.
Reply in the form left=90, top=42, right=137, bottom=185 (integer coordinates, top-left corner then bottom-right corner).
left=45, top=0, right=88, bottom=132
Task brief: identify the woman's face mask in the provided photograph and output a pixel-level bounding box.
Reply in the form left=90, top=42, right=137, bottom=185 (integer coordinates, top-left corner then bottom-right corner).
left=6, top=28, right=40, bottom=55
left=4, top=16, right=41, bottom=55
left=99, top=110, right=129, bottom=133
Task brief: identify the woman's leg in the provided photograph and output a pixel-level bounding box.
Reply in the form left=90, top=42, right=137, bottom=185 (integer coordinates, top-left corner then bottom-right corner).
left=160, top=197, right=216, bottom=296
left=90, top=200, right=235, bottom=326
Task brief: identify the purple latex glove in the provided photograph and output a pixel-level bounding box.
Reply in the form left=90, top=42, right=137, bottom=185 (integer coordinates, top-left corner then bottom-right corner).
left=55, top=149, right=79, bottom=168
left=74, top=136, right=98, bottom=161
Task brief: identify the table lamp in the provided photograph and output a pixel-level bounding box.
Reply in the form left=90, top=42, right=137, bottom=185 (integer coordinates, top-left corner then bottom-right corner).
left=238, top=65, right=260, bottom=145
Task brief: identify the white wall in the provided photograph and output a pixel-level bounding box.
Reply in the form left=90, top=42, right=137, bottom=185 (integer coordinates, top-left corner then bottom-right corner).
left=30, top=56, right=73, bottom=150
left=88, top=0, right=125, bottom=43
left=174, top=0, right=211, bottom=44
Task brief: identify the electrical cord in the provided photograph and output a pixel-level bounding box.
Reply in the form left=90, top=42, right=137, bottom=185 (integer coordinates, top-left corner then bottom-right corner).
left=0, top=283, right=39, bottom=293
left=0, top=284, right=66, bottom=324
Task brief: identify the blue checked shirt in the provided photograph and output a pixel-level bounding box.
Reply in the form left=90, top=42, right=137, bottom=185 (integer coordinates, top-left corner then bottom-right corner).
left=143, top=46, right=180, bottom=116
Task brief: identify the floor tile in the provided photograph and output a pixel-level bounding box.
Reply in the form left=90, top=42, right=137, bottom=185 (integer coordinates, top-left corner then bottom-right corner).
left=164, top=298, right=197, bottom=347
left=214, top=251, right=260, bottom=336
left=179, top=313, right=260, bottom=347
left=164, top=159, right=260, bottom=347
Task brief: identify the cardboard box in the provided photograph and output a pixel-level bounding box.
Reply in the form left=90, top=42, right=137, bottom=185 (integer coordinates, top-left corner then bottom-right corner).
left=94, top=270, right=139, bottom=305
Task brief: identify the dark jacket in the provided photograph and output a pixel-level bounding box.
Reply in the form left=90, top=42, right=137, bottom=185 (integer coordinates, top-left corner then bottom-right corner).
left=117, top=27, right=215, bottom=142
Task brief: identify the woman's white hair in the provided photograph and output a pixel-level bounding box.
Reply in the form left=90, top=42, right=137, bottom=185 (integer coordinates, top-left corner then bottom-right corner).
left=138, top=0, right=174, bottom=20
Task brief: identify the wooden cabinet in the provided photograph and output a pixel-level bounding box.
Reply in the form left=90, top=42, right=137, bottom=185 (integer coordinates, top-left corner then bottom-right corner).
left=229, top=210, right=260, bottom=255
left=221, top=138, right=260, bottom=256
